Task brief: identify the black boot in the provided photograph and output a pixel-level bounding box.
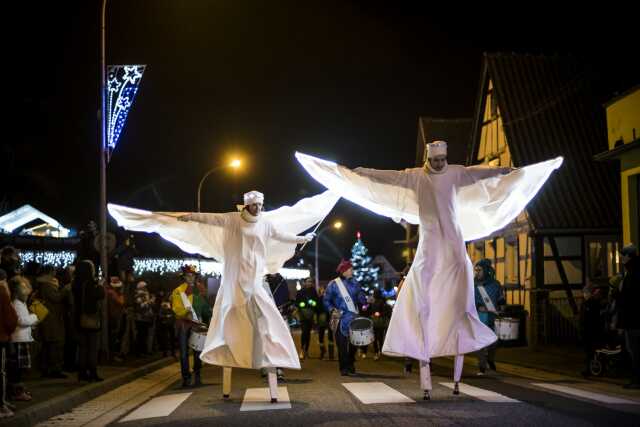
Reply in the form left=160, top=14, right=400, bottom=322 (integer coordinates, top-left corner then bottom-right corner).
left=182, top=376, right=191, bottom=388
left=320, top=345, right=326, bottom=360
left=89, top=370, right=104, bottom=382
left=328, top=344, right=335, bottom=360
left=194, top=374, right=202, bottom=387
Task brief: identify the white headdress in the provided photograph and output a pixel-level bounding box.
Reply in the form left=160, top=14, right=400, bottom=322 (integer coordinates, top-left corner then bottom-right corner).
left=243, top=191, right=264, bottom=206
left=426, top=140, right=447, bottom=158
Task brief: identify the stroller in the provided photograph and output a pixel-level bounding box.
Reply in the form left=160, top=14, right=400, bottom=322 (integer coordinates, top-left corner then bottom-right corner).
left=590, top=345, right=623, bottom=377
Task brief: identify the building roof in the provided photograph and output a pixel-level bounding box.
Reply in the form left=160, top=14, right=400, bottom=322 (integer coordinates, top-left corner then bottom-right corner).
left=0, top=205, right=72, bottom=238
left=468, top=53, right=620, bottom=232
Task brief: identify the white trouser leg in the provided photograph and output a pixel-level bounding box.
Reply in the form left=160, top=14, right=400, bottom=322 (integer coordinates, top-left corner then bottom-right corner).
left=454, top=355, right=464, bottom=383
left=223, top=367, right=232, bottom=398
left=419, top=359, right=432, bottom=390
left=268, top=368, right=278, bottom=403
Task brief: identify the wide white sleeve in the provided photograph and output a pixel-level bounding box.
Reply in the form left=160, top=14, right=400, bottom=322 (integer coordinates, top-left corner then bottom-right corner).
left=262, top=191, right=340, bottom=274
left=108, top=204, right=230, bottom=262
left=270, top=225, right=305, bottom=245
left=459, top=165, right=510, bottom=187
left=179, top=213, right=228, bottom=227
left=295, top=152, right=420, bottom=224
left=455, top=157, right=563, bottom=241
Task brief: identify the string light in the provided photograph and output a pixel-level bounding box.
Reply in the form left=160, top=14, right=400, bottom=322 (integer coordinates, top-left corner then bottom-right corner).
left=19, top=251, right=76, bottom=268
left=106, top=65, right=145, bottom=157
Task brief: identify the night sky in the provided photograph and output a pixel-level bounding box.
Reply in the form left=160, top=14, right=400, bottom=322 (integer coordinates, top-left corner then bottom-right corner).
left=8, top=1, right=637, bottom=277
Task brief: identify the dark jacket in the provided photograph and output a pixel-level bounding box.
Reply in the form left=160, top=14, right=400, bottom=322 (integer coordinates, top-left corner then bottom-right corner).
left=0, top=285, right=18, bottom=342
left=296, top=287, right=321, bottom=321
left=618, top=257, right=640, bottom=330
left=37, top=275, right=66, bottom=342
left=72, top=278, right=105, bottom=330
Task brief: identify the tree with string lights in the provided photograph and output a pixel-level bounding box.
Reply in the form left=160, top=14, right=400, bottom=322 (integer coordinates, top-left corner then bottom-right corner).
left=350, top=231, right=379, bottom=294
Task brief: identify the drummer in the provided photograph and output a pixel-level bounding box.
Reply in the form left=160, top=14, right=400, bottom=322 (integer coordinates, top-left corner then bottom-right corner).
left=473, top=259, right=506, bottom=375
left=171, top=265, right=211, bottom=388
left=323, top=259, right=367, bottom=376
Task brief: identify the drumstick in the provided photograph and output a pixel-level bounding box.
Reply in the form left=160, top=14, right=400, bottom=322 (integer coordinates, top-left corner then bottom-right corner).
left=298, top=215, right=330, bottom=252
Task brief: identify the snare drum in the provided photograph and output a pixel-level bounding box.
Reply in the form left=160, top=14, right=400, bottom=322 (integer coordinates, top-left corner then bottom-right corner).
left=349, top=317, right=374, bottom=346
left=494, top=317, right=519, bottom=341
left=189, top=327, right=208, bottom=352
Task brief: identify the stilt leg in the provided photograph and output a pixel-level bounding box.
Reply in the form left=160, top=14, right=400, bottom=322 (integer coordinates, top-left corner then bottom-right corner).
left=268, top=368, right=278, bottom=403
left=420, top=359, right=432, bottom=400
left=453, top=354, right=463, bottom=395
left=222, top=367, right=232, bottom=399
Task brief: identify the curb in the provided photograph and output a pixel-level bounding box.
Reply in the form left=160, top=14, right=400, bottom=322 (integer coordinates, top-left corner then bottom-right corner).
left=1, top=357, right=175, bottom=427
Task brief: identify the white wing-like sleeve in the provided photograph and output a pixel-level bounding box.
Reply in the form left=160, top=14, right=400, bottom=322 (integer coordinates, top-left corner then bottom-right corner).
left=456, top=156, right=563, bottom=241
left=296, top=152, right=563, bottom=242
left=263, top=190, right=340, bottom=274
left=107, top=204, right=228, bottom=261
left=295, top=152, right=420, bottom=224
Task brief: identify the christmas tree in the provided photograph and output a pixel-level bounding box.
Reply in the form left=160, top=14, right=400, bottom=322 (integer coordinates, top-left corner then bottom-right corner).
left=350, top=231, right=380, bottom=294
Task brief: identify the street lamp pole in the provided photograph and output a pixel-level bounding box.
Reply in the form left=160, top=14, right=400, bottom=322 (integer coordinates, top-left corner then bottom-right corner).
left=98, top=0, right=109, bottom=356
left=197, top=160, right=241, bottom=212
left=197, top=167, right=223, bottom=213
left=314, top=221, right=342, bottom=289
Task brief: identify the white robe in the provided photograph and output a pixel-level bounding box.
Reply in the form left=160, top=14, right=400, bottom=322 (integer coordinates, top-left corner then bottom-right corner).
left=108, top=191, right=339, bottom=369
left=295, top=153, right=562, bottom=360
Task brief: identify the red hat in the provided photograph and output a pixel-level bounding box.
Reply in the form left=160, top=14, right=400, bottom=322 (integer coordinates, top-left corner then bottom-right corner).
left=336, top=259, right=353, bottom=274
left=180, top=264, right=197, bottom=275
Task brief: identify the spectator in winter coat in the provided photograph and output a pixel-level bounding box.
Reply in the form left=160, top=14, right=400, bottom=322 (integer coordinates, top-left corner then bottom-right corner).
left=36, top=266, right=67, bottom=378
left=0, top=269, right=18, bottom=418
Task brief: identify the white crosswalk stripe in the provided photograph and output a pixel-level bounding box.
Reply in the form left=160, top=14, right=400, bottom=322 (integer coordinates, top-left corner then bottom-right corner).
left=342, top=382, right=415, bottom=404
left=118, top=392, right=192, bottom=422
left=531, top=383, right=640, bottom=405
left=440, top=382, right=520, bottom=403
left=239, top=387, right=291, bottom=411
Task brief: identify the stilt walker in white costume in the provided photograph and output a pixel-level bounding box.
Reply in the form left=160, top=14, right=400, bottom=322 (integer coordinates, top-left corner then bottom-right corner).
left=108, top=190, right=339, bottom=403
left=295, top=142, right=563, bottom=400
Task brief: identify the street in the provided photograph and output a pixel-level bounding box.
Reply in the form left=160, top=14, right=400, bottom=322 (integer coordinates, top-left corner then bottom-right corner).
left=34, top=337, right=640, bottom=427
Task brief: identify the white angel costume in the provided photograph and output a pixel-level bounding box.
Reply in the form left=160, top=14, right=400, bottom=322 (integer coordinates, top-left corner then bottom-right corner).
left=108, top=190, right=339, bottom=401
left=296, top=144, right=562, bottom=396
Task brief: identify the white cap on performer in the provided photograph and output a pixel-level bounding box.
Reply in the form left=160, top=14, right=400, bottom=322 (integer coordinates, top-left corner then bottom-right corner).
left=243, top=191, right=264, bottom=206
left=426, top=140, right=447, bottom=158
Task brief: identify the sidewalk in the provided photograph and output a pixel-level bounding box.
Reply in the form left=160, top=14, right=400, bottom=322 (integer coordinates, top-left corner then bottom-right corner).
left=467, top=343, right=629, bottom=385
left=1, top=354, right=175, bottom=427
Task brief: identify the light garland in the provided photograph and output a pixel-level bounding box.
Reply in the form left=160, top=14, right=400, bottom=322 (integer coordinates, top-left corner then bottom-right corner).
left=106, top=65, right=145, bottom=158
left=133, top=258, right=310, bottom=280
left=19, top=251, right=76, bottom=268
left=16, top=251, right=310, bottom=280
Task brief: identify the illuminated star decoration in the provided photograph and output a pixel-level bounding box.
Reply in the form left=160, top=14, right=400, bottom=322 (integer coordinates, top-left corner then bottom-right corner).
left=106, top=65, right=146, bottom=160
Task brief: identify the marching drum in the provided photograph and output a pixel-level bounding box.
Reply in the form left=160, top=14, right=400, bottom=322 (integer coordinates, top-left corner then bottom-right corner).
left=494, top=317, right=519, bottom=341
left=349, top=317, right=374, bottom=346
left=189, top=325, right=208, bottom=352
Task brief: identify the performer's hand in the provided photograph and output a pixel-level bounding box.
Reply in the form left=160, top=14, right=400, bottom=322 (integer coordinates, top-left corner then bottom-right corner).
left=177, top=214, right=191, bottom=222
left=302, top=232, right=316, bottom=243
left=500, top=167, right=515, bottom=175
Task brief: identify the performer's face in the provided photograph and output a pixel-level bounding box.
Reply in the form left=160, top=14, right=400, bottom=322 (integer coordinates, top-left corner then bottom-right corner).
left=474, top=266, right=484, bottom=281
left=184, top=272, right=195, bottom=285
left=343, top=268, right=354, bottom=278
left=246, top=203, right=263, bottom=216
left=428, top=155, right=447, bottom=171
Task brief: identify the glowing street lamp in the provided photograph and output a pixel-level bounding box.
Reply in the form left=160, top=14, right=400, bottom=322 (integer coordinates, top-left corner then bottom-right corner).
left=197, top=157, right=245, bottom=212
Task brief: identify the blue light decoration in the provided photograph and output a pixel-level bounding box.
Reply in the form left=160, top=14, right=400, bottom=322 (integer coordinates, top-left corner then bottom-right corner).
left=106, top=65, right=146, bottom=160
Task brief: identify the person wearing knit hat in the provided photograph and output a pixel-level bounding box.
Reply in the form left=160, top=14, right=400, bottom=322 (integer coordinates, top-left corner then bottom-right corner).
left=109, top=189, right=340, bottom=403
left=323, top=259, right=366, bottom=376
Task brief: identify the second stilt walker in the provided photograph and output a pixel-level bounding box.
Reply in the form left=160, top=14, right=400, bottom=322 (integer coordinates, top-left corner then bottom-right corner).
left=108, top=190, right=339, bottom=403
left=296, top=143, right=562, bottom=399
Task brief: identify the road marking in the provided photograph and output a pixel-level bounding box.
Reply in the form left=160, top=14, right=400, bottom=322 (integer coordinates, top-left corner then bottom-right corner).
left=531, top=383, right=640, bottom=405
left=118, top=392, right=192, bottom=422
left=342, top=382, right=415, bottom=404
left=239, top=387, right=291, bottom=411
left=36, top=363, right=181, bottom=427
left=440, top=382, right=520, bottom=403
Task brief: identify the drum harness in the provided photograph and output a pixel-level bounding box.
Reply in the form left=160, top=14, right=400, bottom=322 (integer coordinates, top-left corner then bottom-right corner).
left=477, top=285, right=498, bottom=314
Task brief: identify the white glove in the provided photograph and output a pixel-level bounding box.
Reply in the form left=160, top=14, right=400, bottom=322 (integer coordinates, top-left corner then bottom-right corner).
left=303, top=232, right=316, bottom=243
left=177, top=214, right=191, bottom=222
